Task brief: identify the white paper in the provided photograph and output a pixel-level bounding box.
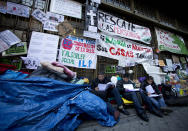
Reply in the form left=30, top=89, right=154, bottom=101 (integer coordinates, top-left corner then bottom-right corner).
left=32, top=9, right=47, bottom=23
left=98, top=84, right=107, bottom=91
left=22, top=0, right=45, bottom=10
left=149, top=94, right=159, bottom=97
left=50, top=0, right=82, bottom=19
left=46, top=12, right=64, bottom=23
left=88, top=26, right=97, bottom=33
left=21, top=57, right=40, bottom=69
left=7, top=2, right=30, bottom=18
left=123, top=84, right=139, bottom=91
left=28, top=32, right=59, bottom=62
left=145, top=85, right=155, bottom=94
left=43, top=21, right=58, bottom=32
left=0, top=30, right=21, bottom=52
left=91, top=0, right=101, bottom=4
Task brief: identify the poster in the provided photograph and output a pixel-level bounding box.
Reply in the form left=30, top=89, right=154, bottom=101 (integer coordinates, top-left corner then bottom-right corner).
left=105, top=65, right=116, bottom=73
left=0, top=30, right=21, bottom=52
left=21, top=57, right=40, bottom=69
left=155, top=27, right=188, bottom=55
left=7, top=2, right=30, bottom=18
left=0, top=1, right=6, bottom=14
left=27, top=32, right=59, bottom=62
left=32, top=9, right=47, bottom=23
left=0, top=58, right=22, bottom=70
left=172, top=55, right=180, bottom=63
left=22, top=0, right=45, bottom=10
left=97, top=33, right=153, bottom=67
left=59, top=36, right=97, bottom=69
left=158, top=60, right=165, bottom=67
left=98, top=11, right=152, bottom=44
left=50, top=0, right=82, bottom=19
left=2, top=42, right=27, bottom=56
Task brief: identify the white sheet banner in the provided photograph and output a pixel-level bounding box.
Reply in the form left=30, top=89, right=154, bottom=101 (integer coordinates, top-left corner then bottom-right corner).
left=97, top=33, right=153, bottom=67
left=98, top=11, right=152, bottom=44
left=59, top=36, right=97, bottom=69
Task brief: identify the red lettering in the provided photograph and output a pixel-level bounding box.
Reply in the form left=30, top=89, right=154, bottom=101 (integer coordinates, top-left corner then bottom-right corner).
left=109, top=47, right=116, bottom=55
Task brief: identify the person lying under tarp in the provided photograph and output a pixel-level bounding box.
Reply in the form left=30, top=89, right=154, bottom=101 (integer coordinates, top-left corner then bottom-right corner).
left=0, top=63, right=118, bottom=131
left=116, top=74, right=164, bottom=121
left=140, top=76, right=173, bottom=115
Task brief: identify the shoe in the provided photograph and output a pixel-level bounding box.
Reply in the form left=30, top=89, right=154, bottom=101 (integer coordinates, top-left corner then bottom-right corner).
left=114, top=110, right=120, bottom=121
left=118, top=108, right=130, bottom=115
left=153, top=109, right=163, bottom=117
left=139, top=113, right=149, bottom=122
left=160, top=107, right=173, bottom=113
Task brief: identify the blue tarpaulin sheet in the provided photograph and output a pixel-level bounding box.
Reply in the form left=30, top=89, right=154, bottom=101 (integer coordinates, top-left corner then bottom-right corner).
left=0, top=77, right=117, bottom=131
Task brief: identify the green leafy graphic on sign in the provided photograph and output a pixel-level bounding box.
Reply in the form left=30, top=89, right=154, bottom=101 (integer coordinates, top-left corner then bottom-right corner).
left=171, top=34, right=188, bottom=55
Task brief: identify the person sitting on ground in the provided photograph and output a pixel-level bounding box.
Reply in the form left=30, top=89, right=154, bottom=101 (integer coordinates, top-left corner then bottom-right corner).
left=116, top=74, right=163, bottom=122
left=141, top=76, right=173, bottom=115
left=90, top=72, right=129, bottom=117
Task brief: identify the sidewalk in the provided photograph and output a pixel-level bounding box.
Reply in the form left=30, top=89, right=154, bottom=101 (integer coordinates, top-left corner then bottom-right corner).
left=77, top=106, right=188, bottom=131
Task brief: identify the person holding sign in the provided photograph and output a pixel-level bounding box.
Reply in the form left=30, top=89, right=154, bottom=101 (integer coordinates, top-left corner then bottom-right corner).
left=141, top=76, right=173, bottom=115
left=116, top=74, right=163, bottom=122
left=91, top=72, right=129, bottom=116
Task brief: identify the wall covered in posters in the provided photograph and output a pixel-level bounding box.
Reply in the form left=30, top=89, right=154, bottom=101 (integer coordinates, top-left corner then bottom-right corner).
left=59, top=36, right=97, bottom=69
left=98, top=11, right=152, bottom=44
left=155, top=27, right=188, bottom=55
left=97, top=33, right=153, bottom=67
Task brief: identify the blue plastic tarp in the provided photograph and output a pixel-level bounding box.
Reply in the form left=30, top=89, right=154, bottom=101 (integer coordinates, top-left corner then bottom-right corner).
left=0, top=77, right=117, bottom=131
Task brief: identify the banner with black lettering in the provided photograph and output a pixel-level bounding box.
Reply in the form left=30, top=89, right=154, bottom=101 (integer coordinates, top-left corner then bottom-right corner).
left=97, top=33, right=153, bottom=67
left=98, top=11, right=152, bottom=44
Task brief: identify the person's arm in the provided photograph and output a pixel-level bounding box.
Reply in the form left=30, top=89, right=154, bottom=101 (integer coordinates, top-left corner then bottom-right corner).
left=152, top=83, right=161, bottom=94
left=91, top=79, right=98, bottom=90
left=116, top=80, right=124, bottom=93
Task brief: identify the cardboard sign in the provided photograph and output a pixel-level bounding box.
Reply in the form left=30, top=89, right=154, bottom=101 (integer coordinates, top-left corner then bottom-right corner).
left=27, top=32, right=59, bottom=62
left=50, top=0, right=82, bottom=19
left=97, top=33, right=153, bottom=67
left=2, top=42, right=27, bottom=56
left=57, top=20, right=74, bottom=37
left=59, top=36, right=97, bottom=69
left=155, top=27, right=188, bottom=55
left=98, top=11, right=152, bottom=44
left=7, top=2, right=30, bottom=18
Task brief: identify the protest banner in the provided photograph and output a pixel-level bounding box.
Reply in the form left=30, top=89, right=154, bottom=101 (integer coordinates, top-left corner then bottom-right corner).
left=50, top=0, right=82, bottom=19
left=59, top=36, right=97, bottom=69
left=155, top=27, right=188, bottom=55
left=2, top=42, right=27, bottom=56
left=27, top=32, right=59, bottom=62
left=98, top=11, right=152, bottom=44
left=97, top=33, right=153, bottom=67
left=7, top=2, right=30, bottom=18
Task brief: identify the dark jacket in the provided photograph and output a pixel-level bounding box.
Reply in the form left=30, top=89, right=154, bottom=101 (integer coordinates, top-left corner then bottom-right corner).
left=116, top=79, right=136, bottom=94
left=140, top=80, right=161, bottom=94
left=91, top=77, right=111, bottom=90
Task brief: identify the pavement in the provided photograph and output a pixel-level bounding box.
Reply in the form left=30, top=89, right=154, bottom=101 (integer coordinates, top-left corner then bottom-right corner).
left=77, top=106, right=188, bottom=131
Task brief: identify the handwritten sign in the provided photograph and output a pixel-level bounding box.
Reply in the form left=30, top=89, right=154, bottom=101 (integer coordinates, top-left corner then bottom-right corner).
left=46, top=12, right=64, bottom=23
left=97, top=33, right=153, bottom=67
left=43, top=21, right=58, bottom=32
left=59, top=36, right=97, bottom=69
left=155, top=27, right=188, bottom=55
left=27, top=32, right=59, bottom=62
left=50, top=0, right=82, bottom=19
left=0, top=30, right=21, bottom=52
left=98, top=11, right=152, bottom=44
left=7, top=2, right=30, bottom=18
left=32, top=9, right=47, bottom=23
